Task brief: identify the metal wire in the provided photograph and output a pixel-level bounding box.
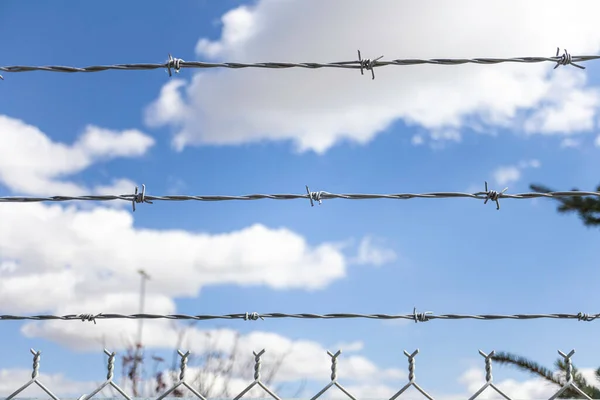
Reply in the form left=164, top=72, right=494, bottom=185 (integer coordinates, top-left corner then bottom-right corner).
left=0, top=48, right=591, bottom=81
left=1, top=183, right=598, bottom=211
left=5, top=347, right=591, bottom=400
left=1, top=310, right=597, bottom=323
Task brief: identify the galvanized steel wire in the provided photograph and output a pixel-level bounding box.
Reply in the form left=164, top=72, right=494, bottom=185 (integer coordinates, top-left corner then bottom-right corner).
left=1, top=183, right=599, bottom=211
left=0, top=48, right=592, bottom=81
left=1, top=310, right=597, bottom=323
left=2, top=47, right=598, bottom=343
left=6, top=347, right=590, bottom=400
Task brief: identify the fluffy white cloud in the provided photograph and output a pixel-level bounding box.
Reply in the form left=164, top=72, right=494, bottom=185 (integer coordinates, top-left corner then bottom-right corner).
left=523, top=69, right=600, bottom=135
left=145, top=0, right=600, bottom=154
left=0, top=203, right=361, bottom=315
left=0, top=202, right=396, bottom=324
left=492, top=159, right=541, bottom=186
left=493, top=166, right=521, bottom=186
left=0, top=115, right=154, bottom=196
left=351, top=237, right=397, bottom=266
left=73, top=125, right=154, bottom=158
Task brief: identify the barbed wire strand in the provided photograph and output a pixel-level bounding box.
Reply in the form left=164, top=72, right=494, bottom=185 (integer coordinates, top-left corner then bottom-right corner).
left=0, top=48, right=590, bottom=81
left=1, top=182, right=599, bottom=211
left=1, top=309, right=597, bottom=324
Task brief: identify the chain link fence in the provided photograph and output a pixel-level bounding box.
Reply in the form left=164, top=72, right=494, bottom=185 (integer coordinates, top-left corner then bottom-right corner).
left=2, top=347, right=595, bottom=400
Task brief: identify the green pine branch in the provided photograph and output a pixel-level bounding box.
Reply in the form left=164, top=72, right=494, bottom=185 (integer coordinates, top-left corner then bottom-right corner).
left=530, top=183, right=600, bottom=227
left=492, top=352, right=564, bottom=385
left=492, top=352, right=600, bottom=399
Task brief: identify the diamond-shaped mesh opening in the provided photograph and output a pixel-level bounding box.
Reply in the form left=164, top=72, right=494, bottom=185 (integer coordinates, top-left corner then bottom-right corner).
left=4, top=347, right=598, bottom=400
left=232, top=381, right=281, bottom=400
left=309, top=381, right=357, bottom=400
left=389, top=382, right=434, bottom=400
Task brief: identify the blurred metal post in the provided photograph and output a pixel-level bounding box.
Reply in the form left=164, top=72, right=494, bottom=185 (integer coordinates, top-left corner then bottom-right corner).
left=133, top=269, right=150, bottom=396
left=137, top=269, right=151, bottom=346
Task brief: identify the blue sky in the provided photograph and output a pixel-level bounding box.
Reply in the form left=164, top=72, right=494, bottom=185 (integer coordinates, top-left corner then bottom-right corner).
left=1, top=1, right=600, bottom=399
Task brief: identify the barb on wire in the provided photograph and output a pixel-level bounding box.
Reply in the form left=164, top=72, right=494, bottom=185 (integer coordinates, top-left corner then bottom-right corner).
left=1, top=182, right=599, bottom=212
left=305, top=185, right=322, bottom=207
left=554, top=47, right=585, bottom=70
left=357, top=49, right=384, bottom=79
left=166, top=53, right=183, bottom=77
left=1, top=310, right=598, bottom=323
left=132, top=184, right=153, bottom=212
left=413, top=307, right=432, bottom=323
left=0, top=48, right=596, bottom=77
left=483, top=181, right=508, bottom=210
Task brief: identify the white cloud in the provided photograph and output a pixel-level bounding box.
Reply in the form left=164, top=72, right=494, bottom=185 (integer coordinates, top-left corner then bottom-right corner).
left=144, top=80, right=188, bottom=128
left=411, top=135, right=424, bottom=146
left=351, top=237, right=397, bottom=266
left=0, top=202, right=387, bottom=318
left=145, top=0, right=600, bottom=154
left=92, top=178, right=138, bottom=195
left=493, top=166, right=521, bottom=186
left=493, top=159, right=541, bottom=186
left=333, top=341, right=364, bottom=353
left=523, top=69, right=600, bottom=135
left=518, top=159, right=541, bottom=169
left=595, top=134, right=600, bottom=147
left=0, top=115, right=154, bottom=196
left=73, top=125, right=154, bottom=158
left=412, top=129, right=462, bottom=149
left=431, top=129, right=462, bottom=143
left=561, top=137, right=581, bottom=148
left=195, top=6, right=259, bottom=58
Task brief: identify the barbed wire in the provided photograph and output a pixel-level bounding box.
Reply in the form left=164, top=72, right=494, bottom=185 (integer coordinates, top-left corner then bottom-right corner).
left=1, top=182, right=599, bottom=211
left=0, top=48, right=592, bottom=81
left=2, top=309, right=598, bottom=324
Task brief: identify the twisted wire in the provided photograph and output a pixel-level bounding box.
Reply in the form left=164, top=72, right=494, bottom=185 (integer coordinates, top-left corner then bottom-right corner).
left=1, top=185, right=598, bottom=212
left=1, top=311, right=597, bottom=322
left=7, top=346, right=586, bottom=400
left=0, top=48, right=593, bottom=78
